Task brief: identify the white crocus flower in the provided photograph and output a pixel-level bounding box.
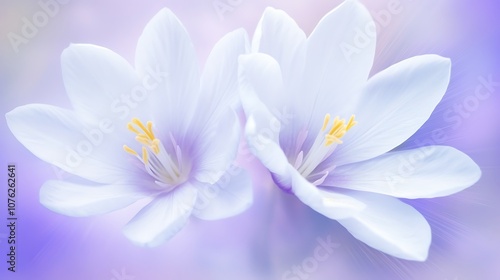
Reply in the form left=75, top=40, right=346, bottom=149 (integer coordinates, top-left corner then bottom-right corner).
left=239, top=0, right=481, bottom=261
left=6, top=9, right=253, bottom=247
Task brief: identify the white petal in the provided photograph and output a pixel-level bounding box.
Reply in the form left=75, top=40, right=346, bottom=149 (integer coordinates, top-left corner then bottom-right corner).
left=238, top=53, right=286, bottom=118
left=238, top=52, right=291, bottom=183
left=123, top=184, right=198, bottom=247
left=192, top=109, right=240, bottom=184
left=197, top=29, right=249, bottom=125
left=135, top=8, right=200, bottom=138
left=6, top=104, right=143, bottom=184
left=333, top=55, right=451, bottom=165
left=302, top=0, right=376, bottom=119
left=40, top=180, right=146, bottom=217
left=242, top=86, right=366, bottom=218
left=187, top=30, right=248, bottom=179
left=239, top=68, right=291, bottom=189
left=325, top=146, right=481, bottom=198
left=238, top=53, right=303, bottom=160
left=193, top=166, right=253, bottom=220
left=61, top=44, right=143, bottom=123
left=244, top=114, right=288, bottom=180
left=289, top=165, right=366, bottom=220
left=337, top=192, right=431, bottom=261
left=252, top=7, right=306, bottom=86
left=245, top=112, right=365, bottom=219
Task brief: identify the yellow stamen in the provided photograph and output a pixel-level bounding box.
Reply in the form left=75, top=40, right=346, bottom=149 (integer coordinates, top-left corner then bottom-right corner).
left=125, top=118, right=162, bottom=158
left=323, top=114, right=357, bottom=147
left=135, top=135, right=151, bottom=146
left=322, top=114, right=331, bottom=131
left=328, top=119, right=345, bottom=136
left=346, top=115, right=358, bottom=130
left=123, top=118, right=187, bottom=188
left=125, top=118, right=161, bottom=161
left=152, top=139, right=160, bottom=155
left=147, top=121, right=155, bottom=139
left=325, top=135, right=343, bottom=145
left=127, top=123, right=139, bottom=134
left=123, top=145, right=138, bottom=156
left=297, top=114, right=358, bottom=179
left=132, top=118, right=154, bottom=140
left=142, top=146, right=148, bottom=164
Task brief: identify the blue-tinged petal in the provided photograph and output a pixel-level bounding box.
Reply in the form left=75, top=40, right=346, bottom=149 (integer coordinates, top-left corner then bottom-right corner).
left=123, top=183, right=198, bottom=247
left=245, top=113, right=365, bottom=219
left=302, top=0, right=376, bottom=121
left=134, top=8, right=200, bottom=139
left=238, top=53, right=304, bottom=158
left=252, top=7, right=306, bottom=86
left=40, top=180, right=147, bottom=217
left=191, top=109, right=240, bottom=184
left=324, top=146, right=481, bottom=198
left=245, top=114, right=289, bottom=182
left=337, top=192, right=431, bottom=261
left=6, top=104, right=144, bottom=184
left=193, top=166, right=253, bottom=220
left=61, top=44, right=145, bottom=124
left=197, top=28, right=249, bottom=126
left=238, top=53, right=286, bottom=118
left=288, top=165, right=366, bottom=220
left=331, top=55, right=451, bottom=166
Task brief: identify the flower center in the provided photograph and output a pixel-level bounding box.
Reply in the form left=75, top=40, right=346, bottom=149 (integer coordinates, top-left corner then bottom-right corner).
left=293, top=114, right=357, bottom=185
left=123, top=118, right=187, bottom=190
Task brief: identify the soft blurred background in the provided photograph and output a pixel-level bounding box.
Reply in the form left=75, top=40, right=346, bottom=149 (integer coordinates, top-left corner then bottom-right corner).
left=0, top=0, right=499, bottom=279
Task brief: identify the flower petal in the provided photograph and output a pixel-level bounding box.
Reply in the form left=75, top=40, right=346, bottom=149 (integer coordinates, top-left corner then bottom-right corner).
left=289, top=165, right=366, bottom=220
left=324, top=146, right=481, bottom=198
left=332, top=55, right=452, bottom=166
left=244, top=114, right=288, bottom=181
left=193, top=166, right=253, bottom=220
left=252, top=7, right=306, bottom=86
left=239, top=65, right=291, bottom=189
left=337, top=192, right=431, bottom=261
left=197, top=28, right=249, bottom=125
left=192, top=109, right=240, bottom=184
left=238, top=53, right=286, bottom=119
left=123, top=184, right=198, bottom=247
left=238, top=53, right=302, bottom=158
left=302, top=0, right=376, bottom=119
left=61, top=44, right=143, bottom=123
left=135, top=8, right=200, bottom=139
left=239, top=52, right=367, bottom=219
left=6, top=104, right=144, bottom=184
left=40, top=180, right=146, bottom=217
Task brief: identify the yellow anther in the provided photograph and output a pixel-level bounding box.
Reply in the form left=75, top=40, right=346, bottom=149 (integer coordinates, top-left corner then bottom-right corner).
left=132, top=118, right=154, bottom=140
left=135, top=135, right=151, bottom=146
left=336, top=129, right=346, bottom=138
left=142, top=147, right=148, bottom=164
left=122, top=118, right=187, bottom=187
left=147, top=121, right=155, bottom=139
left=123, top=145, right=138, bottom=156
left=326, top=135, right=343, bottom=145
left=346, top=115, right=357, bottom=130
left=127, top=123, right=140, bottom=134
left=152, top=139, right=160, bottom=154
left=328, top=119, right=345, bottom=136
left=125, top=118, right=162, bottom=160
left=322, top=114, right=357, bottom=147
left=322, top=114, right=331, bottom=131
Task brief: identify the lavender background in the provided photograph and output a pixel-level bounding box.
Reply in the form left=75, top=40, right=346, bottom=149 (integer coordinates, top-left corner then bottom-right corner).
left=0, top=0, right=499, bottom=279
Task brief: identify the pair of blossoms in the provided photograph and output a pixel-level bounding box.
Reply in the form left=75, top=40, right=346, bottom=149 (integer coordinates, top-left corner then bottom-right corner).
left=7, top=0, right=480, bottom=261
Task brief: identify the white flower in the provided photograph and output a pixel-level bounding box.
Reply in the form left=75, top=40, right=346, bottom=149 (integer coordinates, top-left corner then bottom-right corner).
left=239, top=0, right=481, bottom=261
left=6, top=9, right=253, bottom=247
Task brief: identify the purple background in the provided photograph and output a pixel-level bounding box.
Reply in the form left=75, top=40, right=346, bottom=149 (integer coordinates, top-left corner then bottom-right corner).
left=1, top=0, right=499, bottom=279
